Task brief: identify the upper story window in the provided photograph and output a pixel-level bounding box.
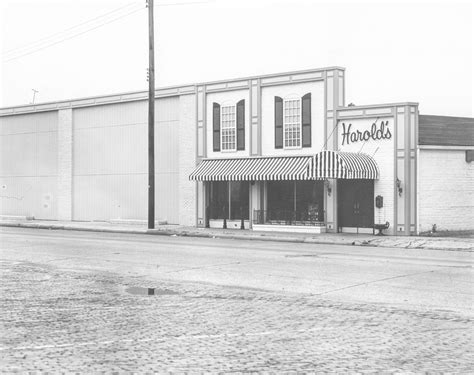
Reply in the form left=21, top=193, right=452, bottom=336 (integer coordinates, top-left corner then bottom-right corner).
left=275, top=93, right=311, bottom=149
left=213, top=100, right=245, bottom=152
left=221, top=105, right=236, bottom=151
left=283, top=99, right=301, bottom=148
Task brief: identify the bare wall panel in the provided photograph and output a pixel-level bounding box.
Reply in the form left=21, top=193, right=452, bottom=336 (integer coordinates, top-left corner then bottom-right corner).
left=0, top=111, right=58, bottom=219
left=72, top=98, right=180, bottom=223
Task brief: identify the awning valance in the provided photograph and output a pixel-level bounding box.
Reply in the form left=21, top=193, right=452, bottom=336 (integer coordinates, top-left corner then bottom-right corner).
left=189, top=151, right=379, bottom=181
left=313, top=150, right=379, bottom=179
left=189, top=156, right=314, bottom=181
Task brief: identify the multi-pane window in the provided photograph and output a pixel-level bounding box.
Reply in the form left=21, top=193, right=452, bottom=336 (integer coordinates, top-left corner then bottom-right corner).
left=221, top=105, right=236, bottom=151
left=283, top=99, right=301, bottom=148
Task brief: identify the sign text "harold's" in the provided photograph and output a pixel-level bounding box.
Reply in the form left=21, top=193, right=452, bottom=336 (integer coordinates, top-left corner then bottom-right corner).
left=341, top=120, right=392, bottom=145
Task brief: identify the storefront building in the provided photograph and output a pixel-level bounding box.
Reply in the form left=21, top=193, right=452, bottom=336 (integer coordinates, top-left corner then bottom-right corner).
left=1, top=67, right=473, bottom=235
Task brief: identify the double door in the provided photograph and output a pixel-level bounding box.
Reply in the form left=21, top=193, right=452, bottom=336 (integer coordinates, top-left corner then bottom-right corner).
left=338, top=180, right=374, bottom=230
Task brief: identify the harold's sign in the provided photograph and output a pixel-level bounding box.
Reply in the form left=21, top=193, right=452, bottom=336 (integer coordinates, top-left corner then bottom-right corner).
left=340, top=120, right=392, bottom=145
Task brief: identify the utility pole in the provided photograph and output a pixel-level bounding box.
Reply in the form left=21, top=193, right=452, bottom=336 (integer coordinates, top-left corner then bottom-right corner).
left=147, top=0, right=155, bottom=229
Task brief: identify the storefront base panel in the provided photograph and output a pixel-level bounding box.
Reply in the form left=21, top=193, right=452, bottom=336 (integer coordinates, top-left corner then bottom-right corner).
left=253, top=224, right=326, bottom=234
left=340, top=227, right=375, bottom=235
left=209, top=219, right=250, bottom=230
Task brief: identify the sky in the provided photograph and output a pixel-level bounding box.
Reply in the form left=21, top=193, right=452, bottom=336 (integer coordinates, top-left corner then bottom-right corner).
left=1, top=0, right=473, bottom=117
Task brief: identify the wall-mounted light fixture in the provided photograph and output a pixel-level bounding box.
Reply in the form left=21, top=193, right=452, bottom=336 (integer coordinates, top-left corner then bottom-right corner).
left=396, top=178, right=403, bottom=197
left=324, top=179, right=332, bottom=196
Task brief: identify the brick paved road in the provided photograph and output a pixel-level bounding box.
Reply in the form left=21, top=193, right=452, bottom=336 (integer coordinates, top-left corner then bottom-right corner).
left=1, top=259, right=473, bottom=373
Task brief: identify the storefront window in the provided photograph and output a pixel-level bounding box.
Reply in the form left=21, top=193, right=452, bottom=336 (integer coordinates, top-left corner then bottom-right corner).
left=267, top=181, right=324, bottom=223
left=210, top=181, right=228, bottom=219
left=209, top=181, right=249, bottom=220
left=230, top=182, right=249, bottom=220
left=296, top=181, right=324, bottom=222
left=268, top=181, right=294, bottom=212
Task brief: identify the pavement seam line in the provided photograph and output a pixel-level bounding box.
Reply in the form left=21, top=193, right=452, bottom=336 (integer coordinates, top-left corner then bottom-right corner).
left=163, top=260, right=264, bottom=274
left=314, top=269, right=438, bottom=296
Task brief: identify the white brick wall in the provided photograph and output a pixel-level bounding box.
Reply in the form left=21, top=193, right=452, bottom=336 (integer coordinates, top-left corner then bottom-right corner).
left=178, top=94, right=197, bottom=226
left=57, top=109, right=73, bottom=220
left=418, top=149, right=474, bottom=232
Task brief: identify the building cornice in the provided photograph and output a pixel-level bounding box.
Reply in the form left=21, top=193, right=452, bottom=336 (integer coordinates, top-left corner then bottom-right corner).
left=0, top=66, right=345, bottom=116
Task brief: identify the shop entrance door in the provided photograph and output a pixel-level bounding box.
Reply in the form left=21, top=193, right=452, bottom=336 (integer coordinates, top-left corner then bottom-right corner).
left=338, top=179, right=374, bottom=231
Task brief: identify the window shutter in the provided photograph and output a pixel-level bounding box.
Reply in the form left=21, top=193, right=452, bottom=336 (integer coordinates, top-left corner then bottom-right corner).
left=302, top=93, right=311, bottom=147
left=236, top=99, right=245, bottom=150
left=213, top=102, right=221, bottom=152
left=275, top=96, right=283, bottom=149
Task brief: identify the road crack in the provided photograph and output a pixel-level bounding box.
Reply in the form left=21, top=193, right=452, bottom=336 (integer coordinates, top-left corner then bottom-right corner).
left=315, top=269, right=437, bottom=296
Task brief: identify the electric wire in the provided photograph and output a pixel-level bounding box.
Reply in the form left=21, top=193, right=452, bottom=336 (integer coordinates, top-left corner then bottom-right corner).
left=155, top=0, right=213, bottom=6
left=3, top=1, right=142, bottom=56
left=2, top=0, right=214, bottom=63
left=3, top=6, right=145, bottom=62
left=357, top=117, right=379, bottom=154
left=320, top=121, right=339, bottom=152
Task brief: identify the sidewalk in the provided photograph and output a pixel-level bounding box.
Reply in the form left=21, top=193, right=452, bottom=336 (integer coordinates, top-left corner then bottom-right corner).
left=1, top=218, right=473, bottom=252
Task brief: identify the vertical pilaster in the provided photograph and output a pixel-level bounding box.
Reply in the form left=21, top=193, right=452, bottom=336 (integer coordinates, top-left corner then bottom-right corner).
left=395, top=104, right=418, bottom=235
left=57, top=108, right=73, bottom=220
left=404, top=105, right=411, bottom=236
left=195, top=85, right=206, bottom=226
left=178, top=94, right=197, bottom=226
left=396, top=106, right=405, bottom=234
left=250, top=79, right=261, bottom=156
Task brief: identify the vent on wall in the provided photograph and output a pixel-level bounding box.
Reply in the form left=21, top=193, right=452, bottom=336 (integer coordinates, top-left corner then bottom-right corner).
left=466, top=150, right=474, bottom=163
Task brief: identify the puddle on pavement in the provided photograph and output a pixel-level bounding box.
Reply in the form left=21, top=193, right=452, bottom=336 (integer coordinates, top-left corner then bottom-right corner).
left=125, top=286, right=178, bottom=296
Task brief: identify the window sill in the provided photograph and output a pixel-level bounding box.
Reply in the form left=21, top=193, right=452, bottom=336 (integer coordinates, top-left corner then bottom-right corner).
left=283, top=146, right=303, bottom=150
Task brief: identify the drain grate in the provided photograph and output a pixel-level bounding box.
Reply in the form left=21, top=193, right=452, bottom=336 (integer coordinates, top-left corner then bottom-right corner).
left=125, top=286, right=178, bottom=296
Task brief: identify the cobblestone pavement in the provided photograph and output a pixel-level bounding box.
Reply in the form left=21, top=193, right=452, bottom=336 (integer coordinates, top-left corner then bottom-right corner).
left=1, top=260, right=473, bottom=373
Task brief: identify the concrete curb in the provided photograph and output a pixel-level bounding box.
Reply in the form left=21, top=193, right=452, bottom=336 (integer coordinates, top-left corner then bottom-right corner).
left=0, top=222, right=147, bottom=235
left=1, top=222, right=472, bottom=252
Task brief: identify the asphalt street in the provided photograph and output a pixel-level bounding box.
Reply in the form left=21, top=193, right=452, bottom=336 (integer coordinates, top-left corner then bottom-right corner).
left=1, top=227, right=473, bottom=372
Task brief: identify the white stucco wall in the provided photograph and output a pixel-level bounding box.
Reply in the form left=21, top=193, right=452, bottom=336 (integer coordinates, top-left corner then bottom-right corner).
left=261, top=81, right=325, bottom=156
left=337, top=116, right=395, bottom=228
left=418, top=149, right=474, bottom=232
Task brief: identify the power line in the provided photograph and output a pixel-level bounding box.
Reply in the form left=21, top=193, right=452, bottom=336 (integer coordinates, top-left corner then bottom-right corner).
left=3, top=6, right=145, bottom=62
left=156, top=0, right=213, bottom=6
left=2, top=0, right=214, bottom=63
left=357, top=117, right=379, bottom=154
left=320, top=121, right=339, bottom=152
left=4, top=2, right=142, bottom=55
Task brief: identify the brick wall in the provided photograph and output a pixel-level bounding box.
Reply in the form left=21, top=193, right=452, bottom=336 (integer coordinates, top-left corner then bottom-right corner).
left=178, top=94, right=197, bottom=226
left=418, top=149, right=474, bottom=232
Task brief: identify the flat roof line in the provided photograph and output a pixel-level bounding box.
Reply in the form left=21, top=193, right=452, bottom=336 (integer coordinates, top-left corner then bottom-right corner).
left=338, top=102, right=419, bottom=110
left=0, top=66, right=345, bottom=113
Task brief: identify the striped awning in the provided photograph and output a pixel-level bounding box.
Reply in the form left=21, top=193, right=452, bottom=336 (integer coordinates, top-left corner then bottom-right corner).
left=189, top=156, right=314, bottom=181
left=313, top=150, right=379, bottom=179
